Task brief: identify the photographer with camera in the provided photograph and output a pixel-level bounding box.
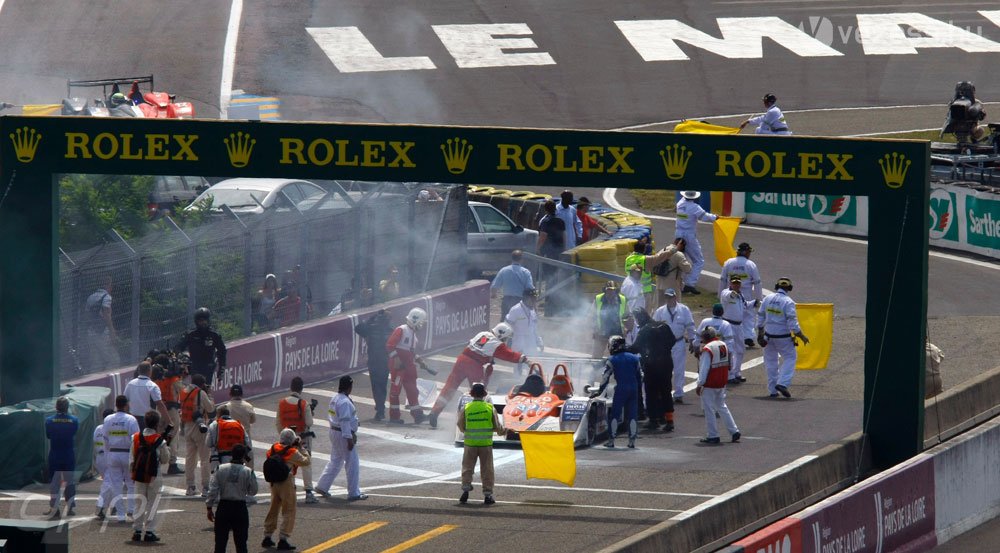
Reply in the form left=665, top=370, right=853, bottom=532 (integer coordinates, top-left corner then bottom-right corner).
left=129, top=410, right=173, bottom=543
left=207, top=405, right=251, bottom=476
left=152, top=359, right=185, bottom=475
left=174, top=307, right=227, bottom=384
left=276, top=376, right=319, bottom=504
left=180, top=374, right=215, bottom=497
left=262, top=428, right=311, bottom=551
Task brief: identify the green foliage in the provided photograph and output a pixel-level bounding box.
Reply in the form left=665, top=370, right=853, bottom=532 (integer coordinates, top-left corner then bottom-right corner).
left=59, top=174, right=154, bottom=250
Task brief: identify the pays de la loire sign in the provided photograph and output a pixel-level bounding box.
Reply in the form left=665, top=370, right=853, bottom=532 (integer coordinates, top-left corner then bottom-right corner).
left=3, top=117, right=926, bottom=198
left=306, top=11, right=1000, bottom=72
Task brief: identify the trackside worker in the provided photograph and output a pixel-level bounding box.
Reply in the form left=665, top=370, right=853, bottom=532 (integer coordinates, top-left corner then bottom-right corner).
left=740, top=93, right=792, bottom=135
left=154, top=364, right=184, bottom=475
left=652, top=288, right=696, bottom=404
left=695, top=327, right=740, bottom=444
left=594, top=281, right=628, bottom=357
left=206, top=443, right=257, bottom=553
left=207, top=406, right=251, bottom=471
left=262, top=428, right=311, bottom=551
left=624, top=239, right=678, bottom=310
left=429, top=323, right=528, bottom=428
left=129, top=410, right=172, bottom=543
left=277, top=376, right=317, bottom=504
left=757, top=277, right=809, bottom=399
left=315, top=375, right=367, bottom=502
left=457, top=382, right=505, bottom=505
left=104, top=395, right=139, bottom=523
left=94, top=408, right=115, bottom=520
left=719, top=242, right=763, bottom=348
left=180, top=374, right=215, bottom=497
left=386, top=307, right=428, bottom=424
left=45, top=396, right=79, bottom=517
left=719, top=277, right=750, bottom=383
left=674, top=191, right=718, bottom=294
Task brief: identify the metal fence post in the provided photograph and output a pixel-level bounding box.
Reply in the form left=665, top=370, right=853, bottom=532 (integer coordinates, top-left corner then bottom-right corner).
left=164, top=216, right=197, bottom=324
left=106, top=229, right=141, bottom=362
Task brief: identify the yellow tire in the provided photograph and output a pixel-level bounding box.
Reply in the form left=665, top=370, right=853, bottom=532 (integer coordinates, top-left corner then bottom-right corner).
left=575, top=244, right=618, bottom=262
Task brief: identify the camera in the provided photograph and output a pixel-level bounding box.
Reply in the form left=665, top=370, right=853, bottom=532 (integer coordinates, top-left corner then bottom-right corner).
left=163, top=424, right=175, bottom=443
left=309, top=399, right=318, bottom=414
left=300, top=430, right=316, bottom=439
left=193, top=411, right=209, bottom=434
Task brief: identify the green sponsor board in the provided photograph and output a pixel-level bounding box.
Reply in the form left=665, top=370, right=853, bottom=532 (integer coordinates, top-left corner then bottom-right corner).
left=965, top=194, right=1000, bottom=250
left=928, top=187, right=960, bottom=243
left=746, top=192, right=858, bottom=226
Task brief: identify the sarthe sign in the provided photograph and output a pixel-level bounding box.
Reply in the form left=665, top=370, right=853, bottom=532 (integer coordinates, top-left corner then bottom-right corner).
left=2, top=116, right=926, bottom=197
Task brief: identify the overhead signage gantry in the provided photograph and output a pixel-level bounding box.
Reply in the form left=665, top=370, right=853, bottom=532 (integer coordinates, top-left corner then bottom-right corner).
left=0, top=116, right=928, bottom=469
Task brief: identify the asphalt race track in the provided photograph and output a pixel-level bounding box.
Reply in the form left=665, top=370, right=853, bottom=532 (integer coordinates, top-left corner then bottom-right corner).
left=0, top=0, right=998, bottom=551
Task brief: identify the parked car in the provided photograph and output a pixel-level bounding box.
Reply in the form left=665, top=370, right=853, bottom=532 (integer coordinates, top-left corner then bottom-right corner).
left=466, top=201, right=538, bottom=278
left=185, top=178, right=329, bottom=214
left=148, top=176, right=209, bottom=218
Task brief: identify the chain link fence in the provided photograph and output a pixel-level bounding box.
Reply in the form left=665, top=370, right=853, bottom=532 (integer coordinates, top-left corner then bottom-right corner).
left=60, top=182, right=467, bottom=378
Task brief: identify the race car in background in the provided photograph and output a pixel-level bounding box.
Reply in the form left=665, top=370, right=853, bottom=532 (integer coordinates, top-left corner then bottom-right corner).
left=455, top=363, right=610, bottom=448
left=61, top=75, right=194, bottom=118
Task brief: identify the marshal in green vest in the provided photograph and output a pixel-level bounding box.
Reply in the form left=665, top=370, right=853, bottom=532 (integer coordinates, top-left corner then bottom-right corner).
left=464, top=400, right=496, bottom=447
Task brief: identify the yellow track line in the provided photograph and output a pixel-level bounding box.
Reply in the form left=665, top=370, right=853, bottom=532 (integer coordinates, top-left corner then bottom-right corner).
left=301, top=521, right=389, bottom=553
left=379, top=524, right=458, bottom=553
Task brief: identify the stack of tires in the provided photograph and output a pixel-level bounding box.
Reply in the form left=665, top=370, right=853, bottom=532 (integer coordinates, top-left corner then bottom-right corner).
left=574, top=241, right=622, bottom=295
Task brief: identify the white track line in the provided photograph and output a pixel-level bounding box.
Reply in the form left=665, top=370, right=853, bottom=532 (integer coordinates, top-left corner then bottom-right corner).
left=367, top=493, right=683, bottom=512
left=219, top=0, right=244, bottom=119
left=601, top=189, right=1000, bottom=272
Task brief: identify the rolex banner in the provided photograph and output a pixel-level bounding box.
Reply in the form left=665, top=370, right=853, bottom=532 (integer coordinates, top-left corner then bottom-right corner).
left=713, top=216, right=742, bottom=266
left=795, top=303, right=833, bottom=370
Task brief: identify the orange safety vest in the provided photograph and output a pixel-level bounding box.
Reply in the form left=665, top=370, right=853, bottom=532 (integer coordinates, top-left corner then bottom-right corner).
left=277, top=397, right=306, bottom=432
left=157, top=376, right=181, bottom=404
left=267, top=443, right=299, bottom=475
left=216, top=419, right=245, bottom=452
left=180, top=387, right=201, bottom=423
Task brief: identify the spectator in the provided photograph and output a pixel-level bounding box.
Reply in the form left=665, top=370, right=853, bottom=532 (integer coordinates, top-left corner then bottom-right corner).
left=926, top=337, right=944, bottom=399
left=576, top=197, right=611, bottom=243
left=83, top=277, right=120, bottom=371
left=491, top=250, right=535, bottom=319
left=280, top=266, right=313, bottom=319
left=45, top=396, right=79, bottom=517
left=555, top=190, right=583, bottom=249
left=417, top=188, right=443, bottom=201
left=271, top=283, right=303, bottom=329
left=254, top=274, right=279, bottom=331
left=379, top=265, right=401, bottom=302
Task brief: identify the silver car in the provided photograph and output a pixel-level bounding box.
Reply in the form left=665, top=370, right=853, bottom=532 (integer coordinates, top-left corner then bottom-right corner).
left=466, top=201, right=538, bottom=278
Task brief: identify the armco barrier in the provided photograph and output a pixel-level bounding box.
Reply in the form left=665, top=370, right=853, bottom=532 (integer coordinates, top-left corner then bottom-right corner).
left=67, top=281, right=490, bottom=403
left=723, top=366, right=1000, bottom=553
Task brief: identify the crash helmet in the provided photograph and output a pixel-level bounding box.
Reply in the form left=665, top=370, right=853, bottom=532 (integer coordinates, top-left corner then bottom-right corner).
left=194, top=307, right=212, bottom=326
left=608, top=335, right=627, bottom=355
left=737, top=242, right=753, bottom=255
left=470, top=382, right=488, bottom=398
left=701, top=326, right=718, bottom=342
left=775, top=277, right=793, bottom=292
left=492, top=322, right=513, bottom=341
left=109, top=92, right=128, bottom=106
left=405, top=307, right=428, bottom=329
left=632, top=308, right=651, bottom=328
left=762, top=93, right=777, bottom=105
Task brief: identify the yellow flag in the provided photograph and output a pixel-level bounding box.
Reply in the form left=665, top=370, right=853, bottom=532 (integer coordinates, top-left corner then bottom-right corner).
left=673, top=120, right=741, bottom=135
left=713, top=216, right=742, bottom=266
left=22, top=104, right=61, bottom=116
left=520, top=431, right=576, bottom=487
left=795, top=303, right=833, bottom=370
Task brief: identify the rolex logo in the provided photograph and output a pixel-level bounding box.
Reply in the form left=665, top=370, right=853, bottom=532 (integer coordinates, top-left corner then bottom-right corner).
left=224, top=131, right=256, bottom=168
left=440, top=137, right=473, bottom=175
left=659, top=144, right=692, bottom=181
left=9, top=126, right=41, bottom=163
left=878, top=152, right=911, bottom=189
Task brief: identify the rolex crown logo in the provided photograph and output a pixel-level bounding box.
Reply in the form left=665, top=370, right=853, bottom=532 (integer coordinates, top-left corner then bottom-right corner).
left=9, top=126, right=41, bottom=163
left=878, top=152, right=911, bottom=189
left=224, top=131, right=256, bottom=168
left=440, top=137, right=473, bottom=175
left=659, top=144, right=692, bottom=181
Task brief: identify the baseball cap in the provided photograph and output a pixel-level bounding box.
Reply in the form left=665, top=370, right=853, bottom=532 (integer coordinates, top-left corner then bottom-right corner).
left=663, top=288, right=677, bottom=297
left=629, top=264, right=642, bottom=272
left=229, top=384, right=243, bottom=396
left=730, top=276, right=742, bottom=283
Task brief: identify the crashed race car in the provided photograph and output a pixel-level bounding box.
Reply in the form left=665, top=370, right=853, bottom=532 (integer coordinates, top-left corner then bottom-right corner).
left=62, top=75, right=194, bottom=118
left=455, top=363, right=609, bottom=448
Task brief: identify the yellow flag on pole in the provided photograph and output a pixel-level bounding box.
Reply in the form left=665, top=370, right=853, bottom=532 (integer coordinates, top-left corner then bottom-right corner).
left=673, top=120, right=741, bottom=135
left=520, top=431, right=576, bottom=487
left=713, top=216, right=742, bottom=266
left=795, top=303, right=833, bottom=370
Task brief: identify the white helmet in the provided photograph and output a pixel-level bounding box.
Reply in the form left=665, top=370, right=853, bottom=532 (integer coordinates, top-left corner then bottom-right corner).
left=492, top=322, right=513, bottom=341
left=406, top=307, right=427, bottom=329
